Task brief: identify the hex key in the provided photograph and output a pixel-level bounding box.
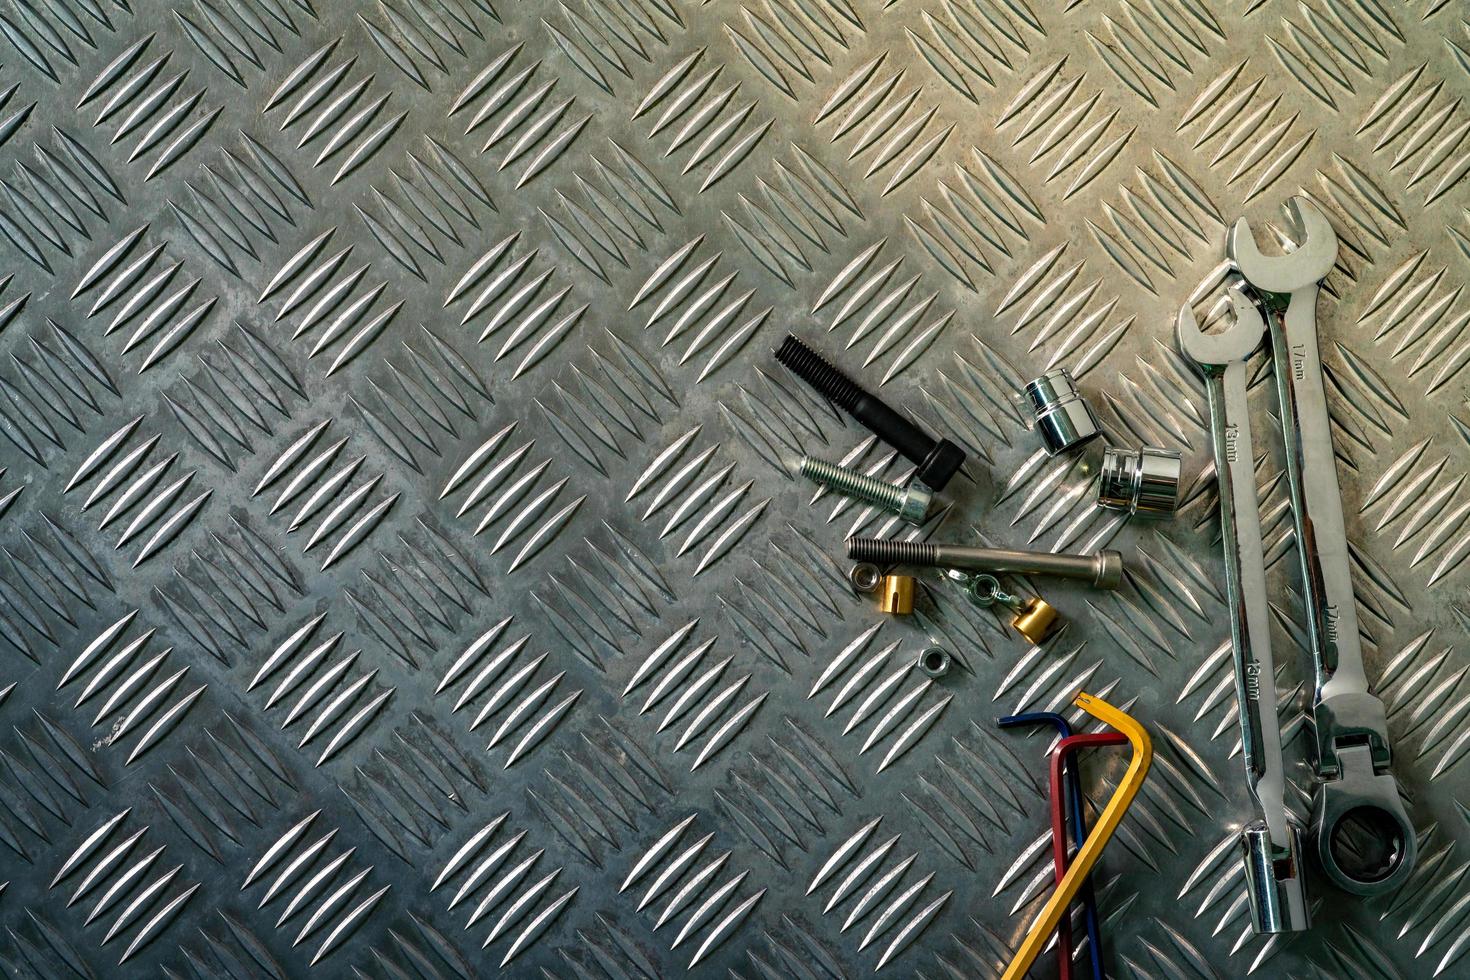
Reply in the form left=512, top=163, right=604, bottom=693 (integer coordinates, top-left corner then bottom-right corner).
left=1002, top=692, right=1153, bottom=980
left=998, top=711, right=1105, bottom=980
left=1051, top=732, right=1126, bottom=979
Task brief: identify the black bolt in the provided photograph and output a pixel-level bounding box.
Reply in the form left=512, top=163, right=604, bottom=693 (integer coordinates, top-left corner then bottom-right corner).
left=775, top=334, right=965, bottom=491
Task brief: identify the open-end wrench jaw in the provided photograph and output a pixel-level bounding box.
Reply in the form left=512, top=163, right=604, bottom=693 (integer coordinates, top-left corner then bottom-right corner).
left=1174, top=284, right=1267, bottom=370
left=1227, top=196, right=1339, bottom=297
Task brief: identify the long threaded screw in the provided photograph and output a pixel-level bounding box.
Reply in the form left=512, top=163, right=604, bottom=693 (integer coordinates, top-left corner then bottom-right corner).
left=799, top=456, right=932, bottom=524
left=847, top=537, right=1123, bottom=589
left=776, top=334, right=965, bottom=491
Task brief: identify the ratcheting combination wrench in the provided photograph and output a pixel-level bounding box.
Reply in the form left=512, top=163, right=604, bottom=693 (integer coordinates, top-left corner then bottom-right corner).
left=1229, top=197, right=1416, bottom=898
left=1177, top=286, right=1309, bottom=934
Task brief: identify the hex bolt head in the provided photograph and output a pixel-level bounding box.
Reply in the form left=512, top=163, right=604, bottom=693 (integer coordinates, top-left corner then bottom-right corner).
left=914, top=439, right=965, bottom=495
left=897, top=483, right=933, bottom=524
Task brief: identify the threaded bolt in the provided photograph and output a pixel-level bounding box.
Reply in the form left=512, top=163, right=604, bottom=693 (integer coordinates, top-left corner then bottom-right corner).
left=799, top=456, right=932, bottom=525
left=777, top=336, right=865, bottom=413
left=846, top=537, right=1123, bottom=588
left=847, top=538, right=939, bottom=566
left=776, top=335, right=965, bottom=491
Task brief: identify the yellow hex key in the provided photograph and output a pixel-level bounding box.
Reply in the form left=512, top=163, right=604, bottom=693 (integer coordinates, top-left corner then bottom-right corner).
left=1001, top=691, right=1153, bottom=980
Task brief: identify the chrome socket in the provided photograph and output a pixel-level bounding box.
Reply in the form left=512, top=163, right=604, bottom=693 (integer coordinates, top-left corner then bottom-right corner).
left=1024, top=368, right=1100, bottom=456
left=1241, top=821, right=1310, bottom=933
left=1097, top=445, right=1182, bottom=516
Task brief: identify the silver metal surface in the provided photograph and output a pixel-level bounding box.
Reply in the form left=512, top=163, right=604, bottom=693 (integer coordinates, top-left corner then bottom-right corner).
left=0, top=1, right=1465, bottom=977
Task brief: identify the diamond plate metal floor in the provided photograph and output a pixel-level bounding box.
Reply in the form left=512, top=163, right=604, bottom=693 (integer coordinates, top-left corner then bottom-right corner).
left=0, top=0, right=1465, bottom=976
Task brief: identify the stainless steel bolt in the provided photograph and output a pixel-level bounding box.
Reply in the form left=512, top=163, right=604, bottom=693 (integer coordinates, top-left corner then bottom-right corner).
left=847, top=537, right=1123, bottom=589
left=799, top=456, right=932, bottom=525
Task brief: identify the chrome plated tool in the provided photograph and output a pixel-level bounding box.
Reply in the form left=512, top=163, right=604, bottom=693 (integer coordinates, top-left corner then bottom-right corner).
left=1177, top=287, right=1309, bottom=934
left=1097, top=445, right=1181, bottom=517
left=1024, top=367, right=1101, bottom=455
left=1230, top=197, right=1416, bottom=896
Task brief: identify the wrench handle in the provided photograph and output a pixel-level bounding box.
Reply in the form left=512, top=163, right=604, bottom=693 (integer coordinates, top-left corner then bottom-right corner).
left=1204, top=362, right=1292, bottom=847
left=1269, top=292, right=1366, bottom=700
left=1264, top=282, right=1414, bottom=895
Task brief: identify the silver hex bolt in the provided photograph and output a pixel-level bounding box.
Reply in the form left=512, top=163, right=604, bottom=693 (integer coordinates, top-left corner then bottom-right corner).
left=798, top=455, right=932, bottom=525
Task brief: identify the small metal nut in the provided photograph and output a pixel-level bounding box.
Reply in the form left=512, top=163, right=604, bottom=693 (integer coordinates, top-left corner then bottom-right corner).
left=876, top=574, right=915, bottom=614
left=918, top=646, right=951, bottom=678
left=897, top=483, right=934, bottom=524
left=1024, top=368, right=1101, bottom=455
left=848, top=562, right=882, bottom=594
left=965, top=573, right=1003, bottom=607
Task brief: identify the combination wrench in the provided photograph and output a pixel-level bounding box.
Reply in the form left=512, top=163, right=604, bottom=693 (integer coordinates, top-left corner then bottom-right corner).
left=1230, top=197, right=1416, bottom=896
left=1177, top=287, right=1309, bottom=934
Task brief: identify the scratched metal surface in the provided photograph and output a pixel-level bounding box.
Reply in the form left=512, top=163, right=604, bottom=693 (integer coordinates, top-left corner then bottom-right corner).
left=0, top=0, right=1465, bottom=976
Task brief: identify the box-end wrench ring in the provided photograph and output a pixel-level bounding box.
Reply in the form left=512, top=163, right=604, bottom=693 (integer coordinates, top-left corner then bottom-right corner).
left=1231, top=197, right=1416, bottom=896
left=1177, top=288, right=1309, bottom=933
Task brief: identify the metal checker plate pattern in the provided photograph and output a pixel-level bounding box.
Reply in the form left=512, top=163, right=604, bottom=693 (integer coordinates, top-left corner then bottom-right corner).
left=0, top=0, right=1464, bottom=976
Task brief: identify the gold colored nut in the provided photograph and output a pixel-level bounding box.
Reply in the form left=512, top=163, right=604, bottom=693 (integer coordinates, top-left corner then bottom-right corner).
left=877, top=575, right=915, bottom=614
left=1011, top=598, right=1061, bottom=644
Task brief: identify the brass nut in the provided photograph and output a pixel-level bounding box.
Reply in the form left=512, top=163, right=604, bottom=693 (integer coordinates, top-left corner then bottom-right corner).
left=1011, top=598, right=1061, bottom=644
left=877, top=574, right=915, bottom=614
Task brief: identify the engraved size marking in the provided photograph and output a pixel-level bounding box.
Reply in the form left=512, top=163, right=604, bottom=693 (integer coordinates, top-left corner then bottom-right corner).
left=1325, top=603, right=1339, bottom=643
left=1225, top=423, right=1239, bottom=463
left=1246, top=660, right=1261, bottom=701
left=1292, top=343, right=1306, bottom=381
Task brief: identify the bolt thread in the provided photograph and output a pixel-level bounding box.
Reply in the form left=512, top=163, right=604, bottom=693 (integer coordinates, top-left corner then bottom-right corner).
left=775, top=335, right=865, bottom=413
left=800, top=457, right=905, bottom=510
left=846, top=537, right=938, bottom=565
